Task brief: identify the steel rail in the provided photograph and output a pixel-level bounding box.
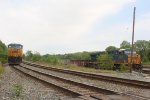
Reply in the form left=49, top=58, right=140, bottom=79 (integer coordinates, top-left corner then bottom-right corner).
left=13, top=65, right=120, bottom=100
left=13, top=64, right=150, bottom=100
left=142, top=66, right=150, bottom=74
left=12, top=63, right=150, bottom=100
left=23, top=61, right=150, bottom=89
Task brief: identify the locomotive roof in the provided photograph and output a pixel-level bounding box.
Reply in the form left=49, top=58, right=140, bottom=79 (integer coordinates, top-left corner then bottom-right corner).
left=8, top=43, right=23, bottom=46
left=8, top=43, right=23, bottom=48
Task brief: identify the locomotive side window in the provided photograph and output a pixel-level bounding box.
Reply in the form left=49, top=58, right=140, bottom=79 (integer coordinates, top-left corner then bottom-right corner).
left=124, top=50, right=136, bottom=55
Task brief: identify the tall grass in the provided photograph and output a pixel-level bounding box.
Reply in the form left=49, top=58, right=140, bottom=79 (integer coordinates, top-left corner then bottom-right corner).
left=0, top=62, right=4, bottom=75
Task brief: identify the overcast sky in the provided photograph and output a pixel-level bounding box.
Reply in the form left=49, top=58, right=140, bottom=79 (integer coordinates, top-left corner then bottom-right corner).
left=0, top=0, right=150, bottom=54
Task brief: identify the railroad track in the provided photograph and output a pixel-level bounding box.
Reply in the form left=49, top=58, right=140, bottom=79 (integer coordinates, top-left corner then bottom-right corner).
left=142, top=65, right=150, bottom=74
left=12, top=63, right=150, bottom=100
left=23, top=61, right=150, bottom=89
left=16, top=62, right=150, bottom=100
left=12, top=64, right=120, bottom=100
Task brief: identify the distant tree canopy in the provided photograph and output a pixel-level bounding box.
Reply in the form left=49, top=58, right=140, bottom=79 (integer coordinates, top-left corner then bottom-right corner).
left=64, top=52, right=91, bottom=60
left=24, top=40, right=150, bottom=65
left=25, top=51, right=41, bottom=62
left=0, top=40, right=7, bottom=63
left=120, top=40, right=131, bottom=49
left=24, top=51, right=91, bottom=65
left=134, top=40, right=150, bottom=50
left=134, top=40, right=150, bottom=63
left=25, top=50, right=33, bottom=60
left=0, top=40, right=7, bottom=55
left=105, top=46, right=118, bottom=52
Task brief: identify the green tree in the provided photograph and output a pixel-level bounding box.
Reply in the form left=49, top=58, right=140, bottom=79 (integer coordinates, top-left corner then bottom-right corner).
left=134, top=40, right=150, bottom=63
left=32, top=52, right=41, bottom=61
left=0, top=40, right=7, bottom=63
left=0, top=40, right=7, bottom=55
left=105, top=46, right=118, bottom=52
left=25, top=50, right=33, bottom=60
left=65, top=52, right=91, bottom=60
left=80, top=51, right=91, bottom=60
left=134, top=40, right=149, bottom=50
left=120, top=41, right=131, bottom=49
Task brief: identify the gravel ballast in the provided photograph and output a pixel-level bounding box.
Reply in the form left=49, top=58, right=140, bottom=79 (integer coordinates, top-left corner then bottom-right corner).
left=0, top=65, right=77, bottom=100
left=21, top=63, right=150, bottom=98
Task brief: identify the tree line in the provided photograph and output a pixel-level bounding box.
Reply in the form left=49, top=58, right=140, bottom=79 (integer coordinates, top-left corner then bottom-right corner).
left=0, top=39, right=150, bottom=64
left=24, top=51, right=91, bottom=65
left=0, top=40, right=7, bottom=63
left=25, top=40, right=150, bottom=65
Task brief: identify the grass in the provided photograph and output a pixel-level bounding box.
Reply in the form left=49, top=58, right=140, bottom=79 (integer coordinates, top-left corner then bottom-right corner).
left=35, top=61, right=117, bottom=75
left=142, top=62, right=150, bottom=65
left=0, top=62, right=4, bottom=75
left=13, top=83, right=23, bottom=97
left=120, top=64, right=129, bottom=72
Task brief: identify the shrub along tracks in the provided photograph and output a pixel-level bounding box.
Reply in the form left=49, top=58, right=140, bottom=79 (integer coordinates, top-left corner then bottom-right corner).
left=11, top=61, right=150, bottom=100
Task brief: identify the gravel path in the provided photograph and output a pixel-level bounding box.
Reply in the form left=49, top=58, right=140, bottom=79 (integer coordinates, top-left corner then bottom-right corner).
left=0, top=65, right=77, bottom=100
left=21, top=63, right=150, bottom=98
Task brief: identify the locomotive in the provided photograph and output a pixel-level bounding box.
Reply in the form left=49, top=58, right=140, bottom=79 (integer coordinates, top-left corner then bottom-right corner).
left=71, top=49, right=142, bottom=71
left=108, top=49, right=142, bottom=71
left=8, top=43, right=23, bottom=65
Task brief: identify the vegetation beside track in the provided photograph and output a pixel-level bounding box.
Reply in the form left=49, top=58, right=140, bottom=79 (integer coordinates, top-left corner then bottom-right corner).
left=0, top=62, right=4, bottom=75
left=30, top=61, right=120, bottom=74
left=0, top=40, right=7, bottom=64
left=13, top=83, right=23, bottom=97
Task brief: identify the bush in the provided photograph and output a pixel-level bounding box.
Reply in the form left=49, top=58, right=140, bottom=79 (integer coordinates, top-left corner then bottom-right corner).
left=97, top=53, right=113, bottom=70
left=120, top=64, right=128, bottom=71
left=0, top=58, right=7, bottom=64
left=142, top=55, right=149, bottom=63
left=0, top=62, right=4, bottom=75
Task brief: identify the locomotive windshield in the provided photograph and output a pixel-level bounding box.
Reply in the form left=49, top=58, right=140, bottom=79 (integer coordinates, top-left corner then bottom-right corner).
left=8, top=44, right=23, bottom=49
left=124, top=50, right=136, bottom=54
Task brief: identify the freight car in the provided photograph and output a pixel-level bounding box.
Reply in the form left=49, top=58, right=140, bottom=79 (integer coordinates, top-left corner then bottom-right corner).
left=70, top=51, right=105, bottom=67
left=8, top=43, right=23, bottom=65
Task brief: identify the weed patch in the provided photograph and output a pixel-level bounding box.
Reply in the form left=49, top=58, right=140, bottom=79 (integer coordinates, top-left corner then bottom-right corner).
left=0, top=62, right=4, bottom=75
left=13, top=83, right=23, bottom=97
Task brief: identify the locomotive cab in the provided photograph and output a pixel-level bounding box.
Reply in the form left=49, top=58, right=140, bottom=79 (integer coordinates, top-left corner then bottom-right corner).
left=111, top=49, right=142, bottom=71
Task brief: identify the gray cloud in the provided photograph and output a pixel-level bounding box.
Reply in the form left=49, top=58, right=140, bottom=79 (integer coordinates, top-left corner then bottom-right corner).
left=0, top=0, right=142, bottom=54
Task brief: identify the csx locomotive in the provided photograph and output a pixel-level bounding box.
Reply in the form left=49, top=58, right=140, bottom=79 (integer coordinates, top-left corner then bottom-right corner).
left=108, top=49, right=142, bottom=71
left=71, top=49, right=142, bottom=71
left=8, top=43, right=23, bottom=65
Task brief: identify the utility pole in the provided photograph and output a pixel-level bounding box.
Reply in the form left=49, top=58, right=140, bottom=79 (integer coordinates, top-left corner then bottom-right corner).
left=130, top=7, right=136, bottom=73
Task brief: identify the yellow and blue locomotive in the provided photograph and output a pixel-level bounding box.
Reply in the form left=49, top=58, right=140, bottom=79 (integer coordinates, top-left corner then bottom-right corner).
left=8, top=43, right=23, bottom=65
left=109, top=49, right=142, bottom=71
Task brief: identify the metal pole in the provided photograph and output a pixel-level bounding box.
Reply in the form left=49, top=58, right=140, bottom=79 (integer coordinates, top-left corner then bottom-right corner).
left=130, top=7, right=136, bottom=73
